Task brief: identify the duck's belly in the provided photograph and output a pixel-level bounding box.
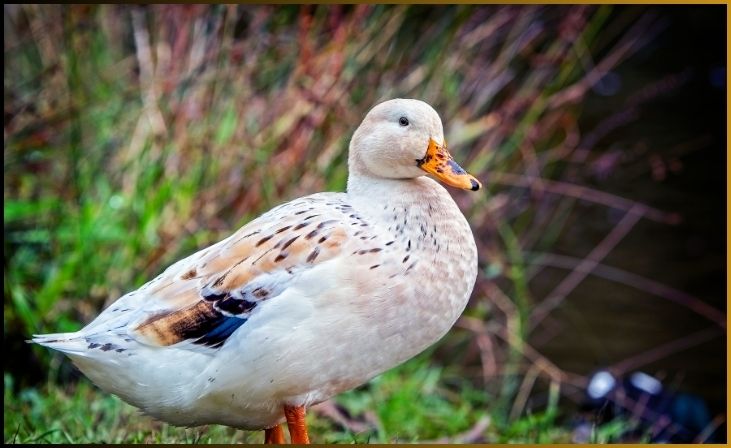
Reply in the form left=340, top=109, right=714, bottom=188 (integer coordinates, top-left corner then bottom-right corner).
left=184, top=289, right=458, bottom=429
left=70, top=347, right=289, bottom=430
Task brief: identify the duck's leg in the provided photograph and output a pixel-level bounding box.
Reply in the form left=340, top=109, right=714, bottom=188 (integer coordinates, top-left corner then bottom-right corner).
left=284, top=404, right=310, bottom=444
left=264, top=424, right=285, bottom=444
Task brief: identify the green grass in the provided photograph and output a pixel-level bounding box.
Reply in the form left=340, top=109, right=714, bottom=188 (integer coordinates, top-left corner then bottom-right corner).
left=4, top=373, right=257, bottom=444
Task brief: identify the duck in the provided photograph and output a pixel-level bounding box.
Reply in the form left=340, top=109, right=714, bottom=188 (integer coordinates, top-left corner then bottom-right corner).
left=32, top=98, right=482, bottom=443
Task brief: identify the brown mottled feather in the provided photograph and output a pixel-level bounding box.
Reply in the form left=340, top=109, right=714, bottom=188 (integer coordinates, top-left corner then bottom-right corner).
left=137, top=301, right=220, bottom=346
left=128, top=194, right=385, bottom=347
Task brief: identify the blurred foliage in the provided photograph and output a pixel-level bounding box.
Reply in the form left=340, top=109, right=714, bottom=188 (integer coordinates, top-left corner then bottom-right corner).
left=4, top=4, right=724, bottom=443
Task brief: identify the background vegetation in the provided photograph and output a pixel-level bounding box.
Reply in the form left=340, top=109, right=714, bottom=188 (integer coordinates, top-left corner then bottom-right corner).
left=4, top=4, right=725, bottom=443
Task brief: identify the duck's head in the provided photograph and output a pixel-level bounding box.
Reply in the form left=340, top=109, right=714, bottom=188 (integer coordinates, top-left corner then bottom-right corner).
left=349, top=98, right=481, bottom=191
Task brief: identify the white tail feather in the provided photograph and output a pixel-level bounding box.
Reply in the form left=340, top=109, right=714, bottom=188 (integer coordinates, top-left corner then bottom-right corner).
left=30, top=332, right=93, bottom=357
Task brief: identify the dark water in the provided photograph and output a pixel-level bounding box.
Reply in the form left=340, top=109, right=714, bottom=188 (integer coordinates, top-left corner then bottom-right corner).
left=531, top=5, right=726, bottom=427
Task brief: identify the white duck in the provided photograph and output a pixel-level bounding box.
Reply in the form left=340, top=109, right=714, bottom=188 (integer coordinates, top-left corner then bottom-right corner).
left=33, top=98, right=481, bottom=443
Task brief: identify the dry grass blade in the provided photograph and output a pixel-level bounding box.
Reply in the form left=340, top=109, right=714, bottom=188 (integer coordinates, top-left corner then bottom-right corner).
left=609, top=326, right=723, bottom=376
left=530, top=205, right=645, bottom=328
left=527, top=252, right=726, bottom=328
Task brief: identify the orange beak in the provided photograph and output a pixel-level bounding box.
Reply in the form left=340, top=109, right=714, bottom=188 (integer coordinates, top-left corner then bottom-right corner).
left=417, top=138, right=481, bottom=191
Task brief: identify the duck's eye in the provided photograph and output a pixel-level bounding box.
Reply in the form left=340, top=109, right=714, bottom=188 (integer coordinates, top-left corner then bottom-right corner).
left=399, top=117, right=409, bottom=127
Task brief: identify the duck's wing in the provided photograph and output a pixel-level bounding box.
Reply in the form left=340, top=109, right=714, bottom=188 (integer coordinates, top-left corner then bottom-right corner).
left=77, top=192, right=394, bottom=352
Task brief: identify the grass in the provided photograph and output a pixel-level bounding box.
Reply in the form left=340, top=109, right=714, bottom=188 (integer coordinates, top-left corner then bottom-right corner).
left=5, top=4, right=723, bottom=444
left=7, top=352, right=604, bottom=444
left=4, top=373, right=258, bottom=444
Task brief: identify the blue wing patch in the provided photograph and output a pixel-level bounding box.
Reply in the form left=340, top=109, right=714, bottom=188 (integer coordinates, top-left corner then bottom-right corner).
left=193, top=315, right=247, bottom=348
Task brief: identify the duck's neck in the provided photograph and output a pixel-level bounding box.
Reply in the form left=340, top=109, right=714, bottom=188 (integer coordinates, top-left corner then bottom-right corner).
left=346, top=171, right=412, bottom=198
left=346, top=170, right=479, bottom=327
left=345, top=171, right=469, bottom=239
